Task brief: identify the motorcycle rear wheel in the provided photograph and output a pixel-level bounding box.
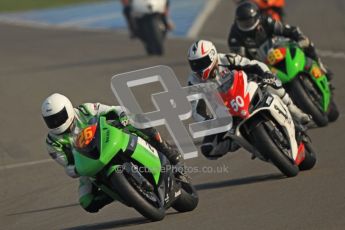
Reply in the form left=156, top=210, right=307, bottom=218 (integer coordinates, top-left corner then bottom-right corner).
left=327, top=99, right=340, bottom=122
left=136, top=14, right=164, bottom=55
left=288, top=76, right=328, bottom=127
left=171, top=181, right=199, bottom=212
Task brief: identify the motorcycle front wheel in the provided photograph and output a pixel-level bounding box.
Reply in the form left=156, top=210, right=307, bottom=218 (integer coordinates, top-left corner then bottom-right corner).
left=110, top=170, right=165, bottom=221
left=251, top=122, right=299, bottom=177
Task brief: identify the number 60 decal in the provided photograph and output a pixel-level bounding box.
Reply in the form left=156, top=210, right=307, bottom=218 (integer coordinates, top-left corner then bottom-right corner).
left=230, top=96, right=245, bottom=112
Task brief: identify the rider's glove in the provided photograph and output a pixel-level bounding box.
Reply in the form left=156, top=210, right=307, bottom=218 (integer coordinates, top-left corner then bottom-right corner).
left=297, top=37, right=310, bottom=48
left=262, top=72, right=277, bottom=85
left=119, top=112, right=130, bottom=127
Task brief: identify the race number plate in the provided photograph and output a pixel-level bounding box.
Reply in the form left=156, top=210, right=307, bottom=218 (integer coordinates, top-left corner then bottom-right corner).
left=267, top=48, right=286, bottom=65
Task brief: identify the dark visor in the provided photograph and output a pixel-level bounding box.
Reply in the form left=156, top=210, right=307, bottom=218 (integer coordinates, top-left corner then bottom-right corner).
left=236, top=18, right=258, bottom=31
left=43, top=107, right=68, bottom=129
left=189, top=55, right=212, bottom=72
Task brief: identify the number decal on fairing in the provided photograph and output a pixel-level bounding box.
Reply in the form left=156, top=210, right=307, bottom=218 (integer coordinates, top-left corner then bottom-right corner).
left=76, top=125, right=97, bottom=148
left=267, top=48, right=285, bottom=65
left=311, top=66, right=323, bottom=78
left=230, top=96, right=245, bottom=112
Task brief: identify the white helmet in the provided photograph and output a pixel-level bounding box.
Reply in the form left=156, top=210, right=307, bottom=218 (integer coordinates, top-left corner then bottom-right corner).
left=41, top=93, right=75, bottom=135
left=188, top=40, right=218, bottom=81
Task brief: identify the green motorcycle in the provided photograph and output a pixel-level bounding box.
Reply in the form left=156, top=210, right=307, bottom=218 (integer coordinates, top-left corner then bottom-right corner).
left=259, top=37, right=339, bottom=126
left=72, top=116, right=198, bottom=221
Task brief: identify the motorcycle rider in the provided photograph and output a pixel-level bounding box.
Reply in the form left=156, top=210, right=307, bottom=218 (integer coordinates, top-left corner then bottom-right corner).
left=187, top=40, right=310, bottom=159
left=227, top=1, right=331, bottom=77
left=121, top=0, right=173, bottom=38
left=41, top=93, right=182, bottom=213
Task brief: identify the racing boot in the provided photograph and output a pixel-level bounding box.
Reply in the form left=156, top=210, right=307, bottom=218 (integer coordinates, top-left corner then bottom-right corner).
left=282, top=92, right=312, bottom=126
left=137, top=127, right=188, bottom=181
left=152, top=139, right=189, bottom=182
left=137, top=127, right=182, bottom=164
left=155, top=139, right=182, bottom=165
left=201, top=132, right=240, bottom=160
left=266, top=85, right=311, bottom=126
left=79, top=177, right=113, bottom=213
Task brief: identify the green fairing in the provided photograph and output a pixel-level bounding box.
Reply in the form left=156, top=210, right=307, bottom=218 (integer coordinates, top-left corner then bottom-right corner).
left=131, top=139, right=162, bottom=184
left=273, top=44, right=305, bottom=83
left=74, top=118, right=128, bottom=176
left=73, top=117, right=161, bottom=184
left=271, top=44, right=330, bottom=111
left=105, top=142, right=162, bottom=185
left=308, top=63, right=330, bottom=111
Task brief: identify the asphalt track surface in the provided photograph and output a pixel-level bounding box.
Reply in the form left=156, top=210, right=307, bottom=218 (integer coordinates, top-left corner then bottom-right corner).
left=1, top=0, right=345, bottom=229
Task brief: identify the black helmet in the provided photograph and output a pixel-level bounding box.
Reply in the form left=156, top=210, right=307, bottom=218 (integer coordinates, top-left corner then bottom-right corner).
left=235, top=1, right=260, bottom=32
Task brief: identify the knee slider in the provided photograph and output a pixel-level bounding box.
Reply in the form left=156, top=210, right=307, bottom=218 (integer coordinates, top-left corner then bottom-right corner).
left=79, top=194, right=99, bottom=213
left=84, top=202, right=101, bottom=213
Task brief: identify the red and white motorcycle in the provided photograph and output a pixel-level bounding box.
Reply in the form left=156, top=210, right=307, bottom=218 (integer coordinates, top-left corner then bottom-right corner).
left=220, top=70, right=316, bottom=177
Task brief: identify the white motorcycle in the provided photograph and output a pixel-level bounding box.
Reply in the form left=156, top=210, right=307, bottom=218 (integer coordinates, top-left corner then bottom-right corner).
left=220, top=70, right=317, bottom=177
left=131, top=0, right=168, bottom=55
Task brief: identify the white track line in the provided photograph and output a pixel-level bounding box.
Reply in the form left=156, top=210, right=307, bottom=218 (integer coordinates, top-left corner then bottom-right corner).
left=0, top=17, right=53, bottom=28
left=317, top=49, right=345, bottom=60
left=0, top=159, right=53, bottom=170
left=187, top=0, right=221, bottom=39
left=60, top=13, right=121, bottom=27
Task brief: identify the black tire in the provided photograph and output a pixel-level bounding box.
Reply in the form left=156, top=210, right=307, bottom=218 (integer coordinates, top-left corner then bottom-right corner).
left=110, top=171, right=165, bottom=221
left=137, top=15, right=164, bottom=55
left=172, top=182, right=199, bottom=212
left=288, top=76, right=328, bottom=127
left=299, top=142, right=317, bottom=171
left=327, top=99, right=340, bottom=122
left=251, top=123, right=299, bottom=177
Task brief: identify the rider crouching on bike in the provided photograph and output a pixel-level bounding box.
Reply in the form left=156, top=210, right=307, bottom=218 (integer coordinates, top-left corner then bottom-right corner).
left=227, top=1, right=331, bottom=78
left=42, top=93, right=182, bottom=213
left=121, top=0, right=174, bottom=38
left=187, top=40, right=310, bottom=159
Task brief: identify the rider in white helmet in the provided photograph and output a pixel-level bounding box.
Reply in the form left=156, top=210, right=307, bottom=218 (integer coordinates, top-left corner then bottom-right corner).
left=187, top=40, right=310, bottom=159
left=42, top=93, right=182, bottom=213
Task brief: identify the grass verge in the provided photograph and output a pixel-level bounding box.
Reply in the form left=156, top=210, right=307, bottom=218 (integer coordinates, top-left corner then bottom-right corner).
left=0, top=0, right=102, bottom=13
